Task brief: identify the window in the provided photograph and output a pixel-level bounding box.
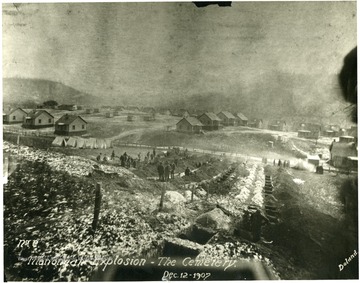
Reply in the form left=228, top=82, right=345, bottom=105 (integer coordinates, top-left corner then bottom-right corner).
left=48, top=119, right=52, bottom=123
left=72, top=125, right=76, bottom=130
left=38, top=119, right=42, bottom=124
left=82, top=125, right=85, bottom=129
left=12, top=115, right=16, bottom=120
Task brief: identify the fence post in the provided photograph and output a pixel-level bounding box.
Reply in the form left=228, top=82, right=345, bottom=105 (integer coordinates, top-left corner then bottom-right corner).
left=92, top=182, right=102, bottom=232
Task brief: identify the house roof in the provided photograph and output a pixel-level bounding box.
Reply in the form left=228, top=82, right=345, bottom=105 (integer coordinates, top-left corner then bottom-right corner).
left=3, top=107, right=27, bottom=115
left=26, top=110, right=54, bottom=119
left=200, top=112, right=222, bottom=121
left=218, top=111, right=235, bottom=119
left=234, top=112, right=248, bottom=120
left=331, top=142, right=357, bottom=157
left=177, top=117, right=204, bottom=127
left=55, top=114, right=87, bottom=125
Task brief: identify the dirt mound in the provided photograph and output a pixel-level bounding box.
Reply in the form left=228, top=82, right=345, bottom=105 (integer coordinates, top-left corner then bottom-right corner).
left=196, top=208, right=232, bottom=232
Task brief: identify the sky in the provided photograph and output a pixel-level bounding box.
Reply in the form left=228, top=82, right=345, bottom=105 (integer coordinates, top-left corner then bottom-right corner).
left=2, top=1, right=357, bottom=108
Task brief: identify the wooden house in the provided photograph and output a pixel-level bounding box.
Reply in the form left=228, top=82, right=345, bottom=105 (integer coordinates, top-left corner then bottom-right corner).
left=248, top=118, right=263, bottom=129
left=3, top=107, right=27, bottom=124
left=172, top=109, right=190, bottom=118
left=105, top=112, right=114, bottom=118
left=159, top=108, right=171, bottom=116
left=197, top=112, right=222, bottom=131
left=268, top=120, right=287, bottom=131
left=54, top=114, right=87, bottom=136
left=176, top=117, right=203, bottom=133
left=85, top=108, right=93, bottom=114
left=93, top=108, right=100, bottom=113
left=23, top=110, right=54, bottom=129
left=142, top=107, right=156, bottom=114
left=298, top=123, right=321, bottom=139
left=217, top=111, right=236, bottom=126
left=330, top=137, right=358, bottom=168
left=234, top=112, right=248, bottom=126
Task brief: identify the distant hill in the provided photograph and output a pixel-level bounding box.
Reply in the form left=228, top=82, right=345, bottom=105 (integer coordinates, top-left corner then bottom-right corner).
left=3, top=78, right=100, bottom=106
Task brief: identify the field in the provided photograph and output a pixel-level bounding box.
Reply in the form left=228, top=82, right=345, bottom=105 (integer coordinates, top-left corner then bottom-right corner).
left=3, top=110, right=358, bottom=281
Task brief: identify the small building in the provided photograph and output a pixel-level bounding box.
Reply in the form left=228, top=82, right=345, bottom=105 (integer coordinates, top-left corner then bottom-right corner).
left=307, top=155, right=320, bottom=166
left=197, top=112, right=222, bottom=131
left=298, top=123, right=321, bottom=139
left=58, top=104, right=77, bottom=111
left=127, top=115, right=134, bottom=121
left=142, top=107, right=156, bottom=114
left=338, top=136, right=355, bottom=143
left=322, top=125, right=340, bottom=137
left=93, top=108, right=100, bottom=113
left=159, top=108, right=171, bottom=115
left=268, top=120, right=287, bottom=131
left=298, top=130, right=313, bottom=138
left=330, top=139, right=358, bottom=168
left=105, top=112, right=114, bottom=118
left=144, top=114, right=155, bottom=121
left=347, top=126, right=358, bottom=138
left=113, top=110, right=120, bottom=116
left=234, top=112, right=248, bottom=126
left=128, top=106, right=140, bottom=112
left=176, top=117, right=203, bottom=133
left=217, top=111, right=236, bottom=126
left=3, top=107, right=27, bottom=124
left=23, top=110, right=54, bottom=129
left=54, top=114, right=87, bottom=136
left=85, top=108, right=93, bottom=114
left=248, top=118, right=263, bottom=128
left=172, top=109, right=190, bottom=118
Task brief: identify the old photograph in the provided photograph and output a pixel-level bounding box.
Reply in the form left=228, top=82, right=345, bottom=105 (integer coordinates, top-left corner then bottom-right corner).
left=2, top=1, right=358, bottom=281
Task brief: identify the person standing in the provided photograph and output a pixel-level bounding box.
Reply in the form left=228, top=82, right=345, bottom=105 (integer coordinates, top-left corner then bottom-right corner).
left=157, top=162, right=164, bottom=181
left=165, top=162, right=170, bottom=182
left=170, top=163, right=175, bottom=179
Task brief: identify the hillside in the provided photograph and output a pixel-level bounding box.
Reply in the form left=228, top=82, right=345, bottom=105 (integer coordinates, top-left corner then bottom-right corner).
left=3, top=78, right=100, bottom=106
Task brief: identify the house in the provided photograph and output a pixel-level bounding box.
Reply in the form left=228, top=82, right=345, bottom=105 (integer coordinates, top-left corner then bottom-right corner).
left=322, top=125, right=340, bottom=137
left=58, top=104, right=77, bottom=111
left=347, top=126, right=358, bottom=138
left=234, top=112, right=248, bottom=126
left=298, top=130, right=313, bottom=139
left=113, top=110, right=120, bottom=116
left=176, top=117, right=203, bottom=133
left=159, top=108, right=171, bottom=115
left=54, top=114, right=87, bottom=136
left=217, top=111, right=236, bottom=126
left=142, top=107, right=156, bottom=114
left=330, top=137, right=358, bottom=168
left=105, top=112, right=114, bottom=118
left=197, top=112, right=222, bottom=131
left=23, top=110, right=54, bottom=129
left=307, top=155, right=320, bottom=166
left=248, top=118, right=263, bottom=128
left=85, top=108, right=93, bottom=114
left=268, top=120, right=287, bottom=131
left=172, top=109, right=190, bottom=118
left=3, top=108, right=27, bottom=124
left=298, top=123, right=321, bottom=139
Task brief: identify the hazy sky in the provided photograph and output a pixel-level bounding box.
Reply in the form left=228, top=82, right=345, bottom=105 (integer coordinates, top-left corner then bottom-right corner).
left=2, top=2, right=357, bottom=105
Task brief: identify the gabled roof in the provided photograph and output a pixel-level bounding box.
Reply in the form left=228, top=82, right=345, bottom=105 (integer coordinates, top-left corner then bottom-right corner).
left=270, top=120, right=286, bottom=125
left=177, top=117, right=203, bottom=126
left=26, top=110, right=54, bottom=119
left=199, top=112, right=222, bottom=121
left=234, top=112, right=248, bottom=120
left=218, top=111, right=236, bottom=119
left=55, top=114, right=87, bottom=125
left=3, top=107, right=27, bottom=115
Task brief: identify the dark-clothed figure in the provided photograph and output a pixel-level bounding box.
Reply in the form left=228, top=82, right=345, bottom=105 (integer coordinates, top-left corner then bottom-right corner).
left=164, top=163, right=170, bottom=181
left=111, top=150, right=115, bottom=160
left=185, top=167, right=190, bottom=176
left=97, top=153, right=102, bottom=161
left=170, top=163, right=175, bottom=179
left=158, top=162, right=164, bottom=181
